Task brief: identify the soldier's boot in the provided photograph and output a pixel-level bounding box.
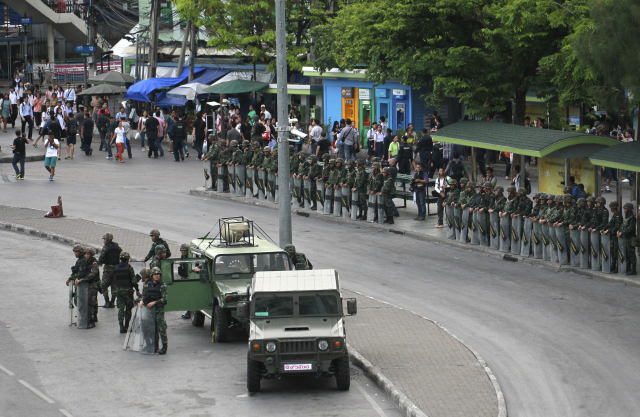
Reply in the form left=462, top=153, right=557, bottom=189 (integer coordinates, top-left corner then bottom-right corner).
left=154, top=340, right=159, bottom=353
left=124, top=318, right=130, bottom=331
left=87, top=322, right=95, bottom=329
left=384, top=216, right=394, bottom=225
left=181, top=311, right=191, bottom=319
left=158, top=343, right=167, bottom=355
left=119, top=321, right=127, bottom=334
left=101, top=293, right=111, bottom=308
left=109, top=294, right=116, bottom=308
left=311, top=202, right=317, bottom=211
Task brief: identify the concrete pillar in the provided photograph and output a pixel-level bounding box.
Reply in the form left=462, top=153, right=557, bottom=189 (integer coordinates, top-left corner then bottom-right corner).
left=594, top=165, right=600, bottom=198
left=565, top=159, right=570, bottom=189
left=47, top=23, right=55, bottom=64
left=471, top=147, right=477, bottom=182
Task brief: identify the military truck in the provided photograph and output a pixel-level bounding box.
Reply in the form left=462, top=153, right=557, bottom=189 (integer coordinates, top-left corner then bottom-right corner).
left=237, top=269, right=357, bottom=392
left=160, top=217, right=293, bottom=342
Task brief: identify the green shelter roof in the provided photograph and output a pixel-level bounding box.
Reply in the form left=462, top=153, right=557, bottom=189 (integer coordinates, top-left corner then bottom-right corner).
left=589, top=141, right=640, bottom=172
left=431, top=122, right=618, bottom=157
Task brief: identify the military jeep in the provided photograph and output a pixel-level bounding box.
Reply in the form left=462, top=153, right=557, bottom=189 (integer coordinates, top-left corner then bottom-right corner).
left=160, top=217, right=293, bottom=342
left=237, top=269, right=357, bottom=392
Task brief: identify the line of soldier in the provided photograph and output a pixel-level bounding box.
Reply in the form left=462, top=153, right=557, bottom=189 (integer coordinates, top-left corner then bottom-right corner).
left=66, top=229, right=170, bottom=354
left=442, top=179, right=637, bottom=275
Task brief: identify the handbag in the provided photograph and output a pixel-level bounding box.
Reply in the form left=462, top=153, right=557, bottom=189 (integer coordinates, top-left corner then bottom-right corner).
left=262, top=131, right=270, bottom=140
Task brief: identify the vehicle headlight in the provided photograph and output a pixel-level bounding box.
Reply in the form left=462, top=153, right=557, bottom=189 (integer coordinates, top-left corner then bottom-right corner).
left=266, top=341, right=276, bottom=352
left=318, top=340, right=329, bottom=351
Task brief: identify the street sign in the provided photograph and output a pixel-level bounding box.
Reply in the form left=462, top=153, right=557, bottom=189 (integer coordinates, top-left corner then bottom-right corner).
left=79, top=53, right=92, bottom=57
left=75, top=45, right=96, bottom=54
left=20, top=17, right=32, bottom=24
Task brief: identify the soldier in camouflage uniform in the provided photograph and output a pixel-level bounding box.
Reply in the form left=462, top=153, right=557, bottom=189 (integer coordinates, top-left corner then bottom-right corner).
left=325, top=158, right=338, bottom=188
left=75, top=247, right=100, bottom=328
left=242, top=140, right=254, bottom=172
left=330, top=158, right=346, bottom=191
left=456, top=178, right=470, bottom=209
left=249, top=142, right=265, bottom=197
left=284, top=244, right=313, bottom=270
left=354, top=159, right=370, bottom=220
left=511, top=188, right=532, bottom=243
left=229, top=140, right=244, bottom=166
left=499, top=186, right=518, bottom=247
left=150, top=245, right=167, bottom=270
left=134, top=268, right=151, bottom=304
left=294, top=153, right=310, bottom=207
left=476, top=182, right=494, bottom=241
left=98, top=233, right=122, bottom=309
left=617, top=202, right=637, bottom=275
left=602, top=201, right=623, bottom=273
left=270, top=149, right=279, bottom=175
left=443, top=179, right=460, bottom=207
left=305, top=155, right=322, bottom=210
left=379, top=167, right=396, bottom=224
left=557, top=194, right=578, bottom=261
left=320, top=153, right=332, bottom=184
left=588, top=196, right=609, bottom=233
left=260, top=147, right=276, bottom=197
left=289, top=146, right=300, bottom=176
left=140, top=267, right=168, bottom=354
left=144, top=229, right=171, bottom=263
left=67, top=244, right=87, bottom=287
left=528, top=193, right=544, bottom=222
left=368, top=162, right=384, bottom=221
left=114, top=251, right=137, bottom=333
left=203, top=136, right=221, bottom=190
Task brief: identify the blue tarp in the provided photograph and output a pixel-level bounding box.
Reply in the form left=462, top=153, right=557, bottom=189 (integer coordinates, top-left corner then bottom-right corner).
left=190, top=69, right=230, bottom=86
left=156, top=91, right=187, bottom=108
left=124, top=68, right=206, bottom=102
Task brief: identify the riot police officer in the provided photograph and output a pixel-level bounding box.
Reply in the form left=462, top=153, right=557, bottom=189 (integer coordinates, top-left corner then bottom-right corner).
left=114, top=252, right=137, bottom=333
left=98, top=233, right=122, bottom=308
left=76, top=247, right=100, bottom=328
left=140, top=267, right=168, bottom=354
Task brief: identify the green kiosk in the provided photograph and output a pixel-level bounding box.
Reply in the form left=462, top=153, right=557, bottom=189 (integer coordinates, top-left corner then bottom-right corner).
left=358, top=88, right=374, bottom=147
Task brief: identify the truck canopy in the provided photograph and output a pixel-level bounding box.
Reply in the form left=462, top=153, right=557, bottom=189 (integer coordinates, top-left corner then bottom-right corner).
left=252, top=269, right=340, bottom=295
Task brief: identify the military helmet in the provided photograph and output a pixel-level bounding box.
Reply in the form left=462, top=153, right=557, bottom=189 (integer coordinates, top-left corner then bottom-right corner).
left=586, top=196, right=596, bottom=204
left=506, top=185, right=516, bottom=194
left=309, top=155, right=317, bottom=162
left=533, top=192, right=541, bottom=200
left=459, top=177, right=468, bottom=185
left=563, top=194, right=573, bottom=202
left=102, top=232, right=113, bottom=241
left=84, top=247, right=96, bottom=256
left=252, top=141, right=261, bottom=148
left=356, top=158, right=365, bottom=166
left=219, top=139, right=226, bottom=146
left=242, top=140, right=250, bottom=147
left=609, top=201, right=619, bottom=209
left=263, top=146, right=271, bottom=152
left=517, top=187, right=527, bottom=196
left=576, top=198, right=586, bottom=207
left=230, top=140, right=238, bottom=147
left=322, top=153, right=330, bottom=160
left=467, top=180, right=476, bottom=188
left=149, top=229, right=160, bottom=237
left=207, top=134, right=216, bottom=141
left=555, top=195, right=563, bottom=202
left=273, top=149, right=278, bottom=156
left=329, top=159, right=336, bottom=165
left=346, top=159, right=355, bottom=166
left=140, top=267, right=151, bottom=278
left=120, top=251, right=131, bottom=259
left=483, top=181, right=493, bottom=189
left=284, top=244, right=295, bottom=254
left=539, top=194, right=547, bottom=201
left=154, top=244, right=167, bottom=255
left=289, top=145, right=295, bottom=152
left=623, top=202, right=634, bottom=211
left=382, top=167, right=390, bottom=174
left=151, top=267, right=162, bottom=276
left=372, top=162, right=381, bottom=170
left=73, top=243, right=84, bottom=252
left=562, top=186, right=571, bottom=194
left=372, top=157, right=381, bottom=163
left=494, top=185, right=504, bottom=193
left=336, top=158, right=344, bottom=164
left=595, top=196, right=606, bottom=205
left=449, top=179, right=458, bottom=186
left=180, top=243, right=189, bottom=251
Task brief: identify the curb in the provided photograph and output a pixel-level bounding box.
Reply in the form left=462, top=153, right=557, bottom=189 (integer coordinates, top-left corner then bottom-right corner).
left=0, top=154, right=45, bottom=163
left=191, top=187, right=640, bottom=288
left=346, top=289, right=507, bottom=417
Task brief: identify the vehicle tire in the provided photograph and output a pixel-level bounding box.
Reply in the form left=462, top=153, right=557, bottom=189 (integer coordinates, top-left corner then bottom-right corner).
left=213, top=305, right=229, bottom=343
left=191, top=311, right=205, bottom=327
left=333, top=355, right=350, bottom=391
left=247, top=356, right=262, bottom=392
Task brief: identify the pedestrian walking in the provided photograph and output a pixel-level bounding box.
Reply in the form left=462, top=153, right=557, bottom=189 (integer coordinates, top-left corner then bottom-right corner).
left=154, top=110, right=166, bottom=157
left=97, top=109, right=110, bottom=153
left=64, top=112, right=77, bottom=159
left=33, top=92, right=43, bottom=129
left=110, top=119, right=127, bottom=163
left=413, top=163, right=429, bottom=220
left=9, top=86, right=19, bottom=128
left=19, top=96, right=34, bottom=139
left=144, top=114, right=160, bottom=158
left=121, top=117, right=132, bottom=159
left=1, top=93, right=11, bottom=132
left=81, top=112, right=94, bottom=155
left=138, top=110, right=148, bottom=151
left=173, top=113, right=187, bottom=162
left=44, top=133, right=60, bottom=181
left=10, top=130, right=28, bottom=180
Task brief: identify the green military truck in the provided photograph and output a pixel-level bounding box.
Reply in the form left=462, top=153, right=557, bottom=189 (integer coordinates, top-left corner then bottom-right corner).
left=160, top=217, right=293, bottom=342
left=236, top=269, right=357, bottom=392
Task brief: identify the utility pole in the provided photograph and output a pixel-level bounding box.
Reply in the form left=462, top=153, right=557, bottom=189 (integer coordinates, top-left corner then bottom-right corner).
left=148, top=0, right=160, bottom=79
left=176, top=21, right=191, bottom=77
left=275, top=0, right=291, bottom=247
left=188, top=23, right=196, bottom=82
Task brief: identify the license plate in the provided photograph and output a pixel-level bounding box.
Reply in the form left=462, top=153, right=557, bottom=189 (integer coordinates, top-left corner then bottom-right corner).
left=284, top=363, right=312, bottom=371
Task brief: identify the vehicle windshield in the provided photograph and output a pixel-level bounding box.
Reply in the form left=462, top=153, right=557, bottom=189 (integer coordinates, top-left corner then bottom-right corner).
left=299, top=294, right=340, bottom=316
left=254, top=296, right=294, bottom=317
left=214, top=252, right=291, bottom=276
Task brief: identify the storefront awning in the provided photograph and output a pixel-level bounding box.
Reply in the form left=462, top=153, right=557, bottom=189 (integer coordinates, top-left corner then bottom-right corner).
left=431, top=122, right=618, bottom=158
left=124, top=68, right=206, bottom=102
left=156, top=91, right=188, bottom=108
left=589, top=141, right=640, bottom=172
left=202, top=79, right=268, bottom=94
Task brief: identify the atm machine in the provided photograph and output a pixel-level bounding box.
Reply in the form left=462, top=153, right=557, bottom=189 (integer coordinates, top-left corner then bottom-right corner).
left=393, top=89, right=408, bottom=131
left=341, top=87, right=359, bottom=126
left=375, top=88, right=392, bottom=130
left=358, top=88, right=373, bottom=146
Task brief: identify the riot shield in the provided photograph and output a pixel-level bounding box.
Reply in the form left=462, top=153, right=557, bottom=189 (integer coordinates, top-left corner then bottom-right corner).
left=316, top=180, right=324, bottom=208
left=532, top=221, right=543, bottom=259
left=126, top=305, right=156, bottom=355
left=217, top=166, right=224, bottom=193
left=333, top=188, right=342, bottom=217
left=541, top=223, right=555, bottom=261
left=341, top=186, right=350, bottom=219
left=555, top=227, right=568, bottom=265
left=303, top=179, right=312, bottom=208
left=235, top=165, right=245, bottom=197
left=377, top=195, right=385, bottom=224
left=569, top=228, right=581, bottom=267
left=590, top=231, right=601, bottom=271
left=490, top=212, right=500, bottom=250
left=351, top=190, right=359, bottom=221
left=76, top=281, right=89, bottom=329
left=547, top=225, right=558, bottom=263
left=367, top=193, right=376, bottom=222
left=510, top=216, right=521, bottom=255
left=601, top=232, right=611, bottom=273
left=259, top=170, right=268, bottom=199
left=295, top=177, right=303, bottom=203
left=324, top=188, right=333, bottom=215
left=245, top=167, right=255, bottom=198
left=521, top=218, right=533, bottom=257
left=445, top=205, right=455, bottom=240
left=499, top=215, right=510, bottom=253
left=69, top=282, right=76, bottom=326
left=580, top=229, right=589, bottom=269
left=617, top=235, right=627, bottom=276
left=453, top=207, right=462, bottom=240
left=478, top=211, right=489, bottom=247
left=268, top=172, right=276, bottom=202
left=471, top=210, right=480, bottom=245
left=228, top=164, right=235, bottom=193
left=460, top=208, right=469, bottom=243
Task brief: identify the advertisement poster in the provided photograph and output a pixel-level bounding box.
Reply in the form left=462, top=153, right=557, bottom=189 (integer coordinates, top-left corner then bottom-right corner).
left=539, top=157, right=595, bottom=196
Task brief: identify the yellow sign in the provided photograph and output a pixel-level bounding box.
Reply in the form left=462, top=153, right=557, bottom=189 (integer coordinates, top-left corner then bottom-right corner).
left=539, top=157, right=595, bottom=196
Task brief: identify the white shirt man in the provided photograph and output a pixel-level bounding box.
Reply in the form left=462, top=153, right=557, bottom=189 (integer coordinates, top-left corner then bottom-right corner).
left=9, top=90, right=19, bottom=105
left=261, top=105, right=271, bottom=120
left=63, top=84, right=76, bottom=103
left=434, top=172, right=451, bottom=194
left=19, top=100, right=33, bottom=118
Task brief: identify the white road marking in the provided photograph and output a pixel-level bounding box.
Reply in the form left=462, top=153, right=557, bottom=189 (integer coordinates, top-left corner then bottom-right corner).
left=18, top=380, right=55, bottom=404
left=0, top=363, right=15, bottom=376
left=59, top=409, right=74, bottom=417
left=354, top=380, right=388, bottom=417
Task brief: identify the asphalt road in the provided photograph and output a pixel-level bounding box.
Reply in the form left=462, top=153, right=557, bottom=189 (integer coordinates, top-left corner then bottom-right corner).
left=2, top=145, right=640, bottom=416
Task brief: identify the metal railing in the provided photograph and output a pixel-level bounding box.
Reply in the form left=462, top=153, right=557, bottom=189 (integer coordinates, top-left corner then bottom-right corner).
left=41, top=0, right=88, bottom=21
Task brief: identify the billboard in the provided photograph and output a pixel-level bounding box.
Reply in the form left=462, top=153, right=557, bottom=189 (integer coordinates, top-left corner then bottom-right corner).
left=539, top=157, right=595, bottom=196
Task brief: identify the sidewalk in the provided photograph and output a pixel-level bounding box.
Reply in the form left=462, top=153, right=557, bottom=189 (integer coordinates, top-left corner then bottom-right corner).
left=0, top=204, right=505, bottom=417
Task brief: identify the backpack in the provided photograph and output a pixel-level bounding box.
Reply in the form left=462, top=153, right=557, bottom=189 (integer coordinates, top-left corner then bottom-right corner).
left=450, top=160, right=465, bottom=181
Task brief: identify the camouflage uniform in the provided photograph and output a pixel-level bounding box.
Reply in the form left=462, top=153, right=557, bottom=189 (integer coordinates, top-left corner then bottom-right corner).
left=444, top=183, right=461, bottom=206
left=502, top=187, right=518, bottom=244
left=619, top=204, right=637, bottom=274
left=355, top=162, right=370, bottom=217
left=114, top=252, right=137, bottom=332
left=78, top=250, right=100, bottom=327
left=204, top=141, right=221, bottom=190
left=98, top=234, right=122, bottom=307
left=144, top=230, right=171, bottom=263
left=251, top=144, right=265, bottom=194
left=285, top=244, right=312, bottom=270
left=604, top=202, right=623, bottom=272
left=591, top=199, right=609, bottom=232
left=321, top=154, right=333, bottom=183
left=142, top=272, right=168, bottom=353
left=380, top=169, right=396, bottom=220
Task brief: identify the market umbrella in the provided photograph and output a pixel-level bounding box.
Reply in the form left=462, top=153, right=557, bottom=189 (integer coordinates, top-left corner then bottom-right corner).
left=202, top=79, right=269, bottom=94
left=87, top=71, right=136, bottom=86
left=77, top=84, right=128, bottom=96
left=166, top=82, right=210, bottom=100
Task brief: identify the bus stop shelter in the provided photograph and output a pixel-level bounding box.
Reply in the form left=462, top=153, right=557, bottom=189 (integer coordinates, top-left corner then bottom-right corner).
left=431, top=122, right=619, bottom=197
